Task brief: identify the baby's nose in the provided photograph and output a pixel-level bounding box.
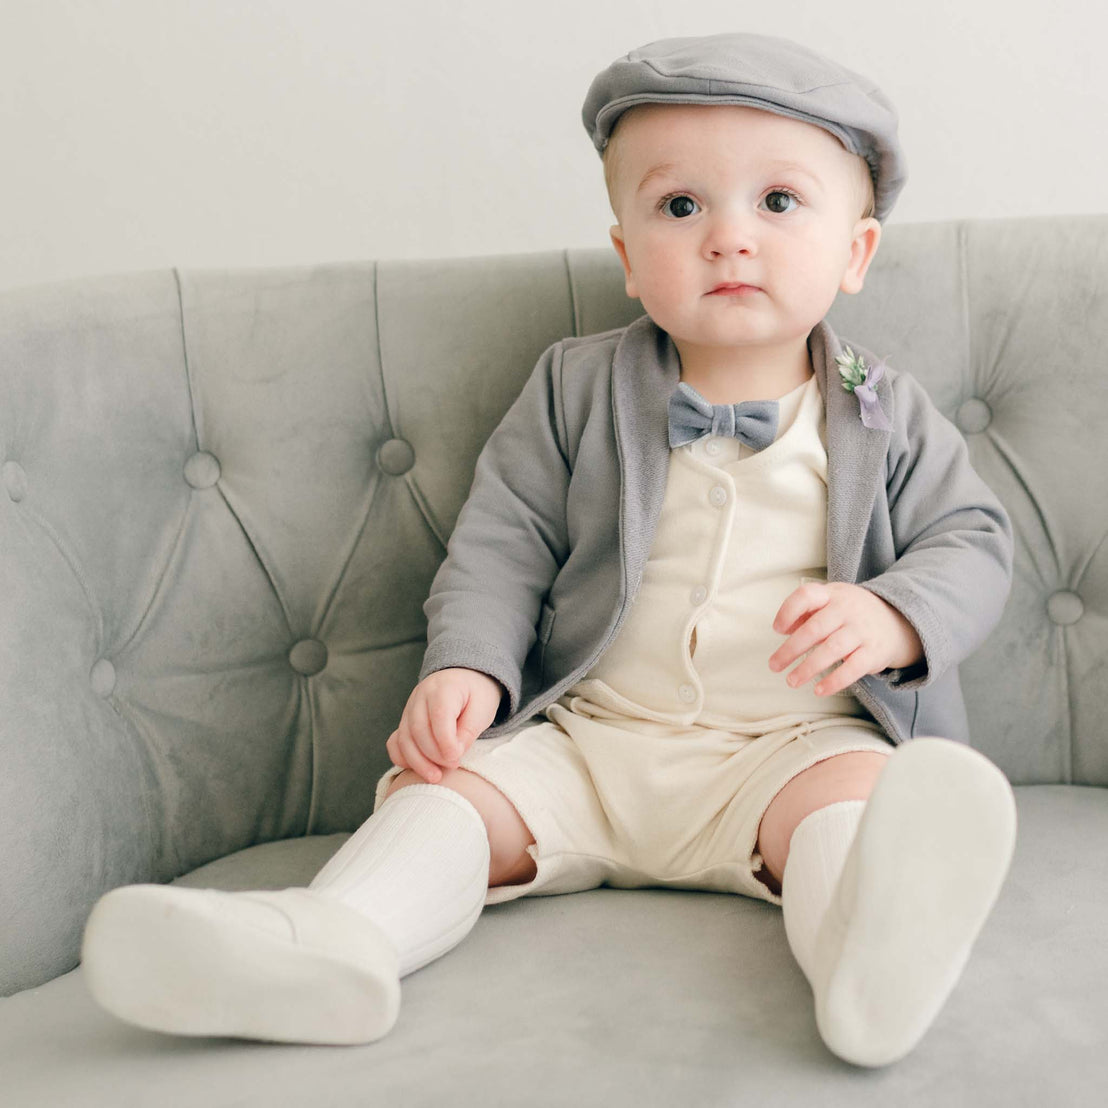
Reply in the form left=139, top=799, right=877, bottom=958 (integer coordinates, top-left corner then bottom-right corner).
left=703, top=211, right=758, bottom=257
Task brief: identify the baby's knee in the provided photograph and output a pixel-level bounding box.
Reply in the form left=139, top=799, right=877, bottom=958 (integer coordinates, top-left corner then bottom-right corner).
left=384, top=769, right=421, bottom=800
left=757, top=750, right=890, bottom=879
left=385, top=768, right=537, bottom=888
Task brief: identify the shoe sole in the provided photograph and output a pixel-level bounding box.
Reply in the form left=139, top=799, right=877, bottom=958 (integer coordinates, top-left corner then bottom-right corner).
left=82, top=885, right=401, bottom=1045
left=813, top=737, right=1017, bottom=1067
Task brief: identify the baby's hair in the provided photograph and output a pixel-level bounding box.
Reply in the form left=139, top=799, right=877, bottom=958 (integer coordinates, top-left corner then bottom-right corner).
left=602, top=115, right=877, bottom=224
left=601, top=129, right=626, bottom=215
left=853, top=158, right=877, bottom=222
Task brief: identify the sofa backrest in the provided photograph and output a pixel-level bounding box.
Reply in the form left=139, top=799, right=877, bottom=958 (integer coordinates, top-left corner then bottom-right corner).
left=1, top=214, right=1105, bottom=994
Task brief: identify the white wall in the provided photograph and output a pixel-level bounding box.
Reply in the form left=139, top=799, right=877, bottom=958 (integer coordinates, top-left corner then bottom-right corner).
left=1, top=0, right=1104, bottom=292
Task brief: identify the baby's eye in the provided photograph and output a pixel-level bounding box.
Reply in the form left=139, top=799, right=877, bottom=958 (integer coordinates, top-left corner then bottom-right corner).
left=763, top=189, right=800, bottom=214
left=661, top=194, right=700, bottom=219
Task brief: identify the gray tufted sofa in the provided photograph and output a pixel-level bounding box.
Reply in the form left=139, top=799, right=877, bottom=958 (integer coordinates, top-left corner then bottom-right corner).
left=1, top=214, right=1106, bottom=1106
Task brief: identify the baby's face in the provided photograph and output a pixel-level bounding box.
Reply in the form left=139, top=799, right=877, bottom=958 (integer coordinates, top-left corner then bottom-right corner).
left=606, top=104, right=881, bottom=360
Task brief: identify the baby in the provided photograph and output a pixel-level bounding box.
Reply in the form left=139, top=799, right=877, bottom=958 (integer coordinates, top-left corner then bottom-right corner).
left=81, top=33, right=1018, bottom=1069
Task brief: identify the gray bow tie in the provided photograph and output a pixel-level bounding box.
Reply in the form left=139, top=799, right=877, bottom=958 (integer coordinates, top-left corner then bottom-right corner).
left=668, top=382, right=780, bottom=450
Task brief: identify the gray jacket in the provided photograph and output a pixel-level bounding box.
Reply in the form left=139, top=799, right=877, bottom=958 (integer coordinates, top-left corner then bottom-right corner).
left=420, top=313, right=1014, bottom=746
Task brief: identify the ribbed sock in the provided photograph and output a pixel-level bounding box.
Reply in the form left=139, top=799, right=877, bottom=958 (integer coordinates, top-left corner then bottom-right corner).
left=309, top=783, right=492, bottom=977
left=781, top=800, right=866, bottom=984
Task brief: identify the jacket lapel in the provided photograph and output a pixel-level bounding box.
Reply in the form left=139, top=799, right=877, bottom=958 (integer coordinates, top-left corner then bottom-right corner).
left=610, top=315, right=680, bottom=600
left=809, top=319, right=894, bottom=583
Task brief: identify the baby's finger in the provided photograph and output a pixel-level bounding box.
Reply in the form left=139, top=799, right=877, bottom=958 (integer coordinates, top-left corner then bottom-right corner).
left=407, top=711, right=448, bottom=774
left=385, top=729, right=410, bottom=771
left=457, top=689, right=497, bottom=750
left=814, top=647, right=874, bottom=697
left=396, top=728, right=445, bottom=784
left=786, top=628, right=858, bottom=688
left=427, top=699, right=461, bottom=765
left=770, top=606, right=842, bottom=673
left=772, top=582, right=830, bottom=636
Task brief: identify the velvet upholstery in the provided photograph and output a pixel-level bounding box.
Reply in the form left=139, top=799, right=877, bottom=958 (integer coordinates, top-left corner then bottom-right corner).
left=1, top=214, right=1105, bottom=1103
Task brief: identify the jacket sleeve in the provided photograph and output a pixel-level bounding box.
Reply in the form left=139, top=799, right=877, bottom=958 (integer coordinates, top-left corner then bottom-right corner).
left=419, top=340, right=571, bottom=718
left=858, top=371, right=1014, bottom=691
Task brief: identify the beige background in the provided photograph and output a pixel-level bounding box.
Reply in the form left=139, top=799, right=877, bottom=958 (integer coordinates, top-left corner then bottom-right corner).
left=0, top=0, right=1103, bottom=292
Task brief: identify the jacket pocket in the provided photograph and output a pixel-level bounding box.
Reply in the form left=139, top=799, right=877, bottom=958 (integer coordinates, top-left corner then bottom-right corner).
left=538, top=603, right=556, bottom=673
left=538, top=602, right=556, bottom=643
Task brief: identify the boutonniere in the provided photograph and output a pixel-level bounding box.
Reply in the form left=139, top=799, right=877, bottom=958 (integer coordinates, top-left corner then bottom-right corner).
left=835, top=346, right=892, bottom=431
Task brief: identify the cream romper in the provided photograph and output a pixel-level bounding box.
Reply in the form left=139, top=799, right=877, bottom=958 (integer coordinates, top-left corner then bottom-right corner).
left=374, top=374, right=893, bottom=908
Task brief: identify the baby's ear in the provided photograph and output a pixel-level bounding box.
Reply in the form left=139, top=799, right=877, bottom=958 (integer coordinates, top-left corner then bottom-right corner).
left=609, top=225, right=638, bottom=299
left=840, top=217, right=882, bottom=295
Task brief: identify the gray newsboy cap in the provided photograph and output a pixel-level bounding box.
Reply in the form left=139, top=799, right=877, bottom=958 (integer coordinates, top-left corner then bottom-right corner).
left=582, top=33, right=906, bottom=222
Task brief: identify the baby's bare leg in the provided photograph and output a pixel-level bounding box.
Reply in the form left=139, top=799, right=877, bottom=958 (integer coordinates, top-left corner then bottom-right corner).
left=386, top=768, right=538, bottom=887
left=754, top=750, right=889, bottom=895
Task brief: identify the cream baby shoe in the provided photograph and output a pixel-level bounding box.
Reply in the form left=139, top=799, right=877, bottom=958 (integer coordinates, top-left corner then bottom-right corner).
left=81, top=884, right=401, bottom=1045
left=82, top=782, right=493, bottom=1045
left=782, top=736, right=1018, bottom=1067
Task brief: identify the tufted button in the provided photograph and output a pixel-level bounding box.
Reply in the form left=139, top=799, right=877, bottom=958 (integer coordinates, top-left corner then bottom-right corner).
left=289, top=638, right=328, bottom=676
left=690, top=585, right=708, bottom=606
left=377, top=438, right=415, bottom=476
left=678, top=683, right=697, bottom=703
left=90, top=658, right=116, bottom=697
left=708, top=485, right=728, bottom=508
left=3, top=460, right=27, bottom=502
left=955, top=398, right=992, bottom=434
left=184, top=451, right=221, bottom=489
left=704, top=440, right=722, bottom=456
left=1046, top=590, right=1084, bottom=626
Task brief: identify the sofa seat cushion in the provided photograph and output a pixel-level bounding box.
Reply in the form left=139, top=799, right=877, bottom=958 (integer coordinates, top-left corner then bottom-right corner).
left=2, top=785, right=1104, bottom=1107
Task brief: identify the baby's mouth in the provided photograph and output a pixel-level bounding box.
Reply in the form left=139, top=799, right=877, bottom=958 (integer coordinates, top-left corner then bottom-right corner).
left=706, top=283, right=762, bottom=296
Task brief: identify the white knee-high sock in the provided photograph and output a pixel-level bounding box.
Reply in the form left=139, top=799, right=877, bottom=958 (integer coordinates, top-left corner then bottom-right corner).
left=781, top=800, right=865, bottom=984
left=309, top=783, right=491, bottom=977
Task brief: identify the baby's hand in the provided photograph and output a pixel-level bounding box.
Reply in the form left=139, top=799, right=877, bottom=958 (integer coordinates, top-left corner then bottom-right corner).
left=386, top=668, right=503, bottom=784
left=768, top=582, right=923, bottom=697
